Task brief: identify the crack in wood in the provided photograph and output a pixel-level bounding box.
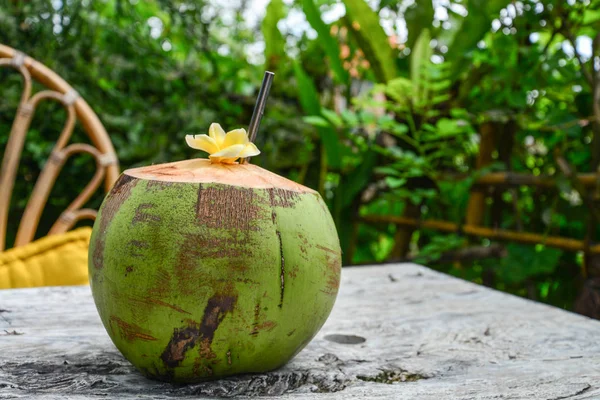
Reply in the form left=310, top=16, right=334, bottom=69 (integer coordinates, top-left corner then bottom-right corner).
left=357, top=369, right=428, bottom=383
left=0, top=308, right=11, bottom=325
left=549, top=383, right=592, bottom=400
left=1, top=329, right=23, bottom=336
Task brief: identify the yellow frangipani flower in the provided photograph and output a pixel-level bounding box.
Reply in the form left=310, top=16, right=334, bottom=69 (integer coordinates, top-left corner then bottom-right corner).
left=185, top=123, right=260, bottom=164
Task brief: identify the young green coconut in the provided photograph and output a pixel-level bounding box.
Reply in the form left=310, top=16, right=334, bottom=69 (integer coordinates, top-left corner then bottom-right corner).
left=88, top=74, right=342, bottom=383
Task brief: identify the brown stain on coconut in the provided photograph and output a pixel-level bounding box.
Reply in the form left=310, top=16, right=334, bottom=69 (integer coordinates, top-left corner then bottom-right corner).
left=196, top=184, right=264, bottom=231
left=194, top=235, right=247, bottom=259
left=316, top=244, right=338, bottom=257
left=128, top=239, right=149, bottom=258
left=250, top=302, right=278, bottom=336
left=317, top=245, right=341, bottom=297
left=297, top=234, right=310, bottom=261
left=288, top=266, right=299, bottom=279
left=132, top=203, right=162, bottom=226
left=93, top=174, right=138, bottom=270
left=145, top=180, right=175, bottom=191
left=193, top=360, right=214, bottom=377
left=161, top=294, right=237, bottom=369
left=109, top=316, right=157, bottom=342
left=268, top=188, right=300, bottom=208
left=126, top=296, right=191, bottom=315
left=175, top=233, right=211, bottom=296
left=255, top=320, right=277, bottom=332
left=322, top=275, right=341, bottom=296
left=147, top=267, right=172, bottom=299
left=250, top=303, right=261, bottom=337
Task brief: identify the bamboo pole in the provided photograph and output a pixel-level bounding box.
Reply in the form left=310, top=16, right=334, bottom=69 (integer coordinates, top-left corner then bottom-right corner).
left=491, top=121, right=516, bottom=229
left=390, top=202, right=420, bottom=259
left=360, top=214, right=600, bottom=254
left=374, top=171, right=600, bottom=188
left=466, top=122, right=496, bottom=226
left=472, top=172, right=599, bottom=188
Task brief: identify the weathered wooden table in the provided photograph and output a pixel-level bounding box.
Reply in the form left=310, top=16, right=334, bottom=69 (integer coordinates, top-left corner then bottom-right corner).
left=1, top=264, right=599, bottom=399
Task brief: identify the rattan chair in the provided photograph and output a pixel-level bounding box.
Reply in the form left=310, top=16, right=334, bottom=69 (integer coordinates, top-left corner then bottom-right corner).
left=0, top=44, right=120, bottom=252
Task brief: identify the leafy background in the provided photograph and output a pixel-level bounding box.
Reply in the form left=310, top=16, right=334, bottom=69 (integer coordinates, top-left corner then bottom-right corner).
left=1, top=0, right=599, bottom=315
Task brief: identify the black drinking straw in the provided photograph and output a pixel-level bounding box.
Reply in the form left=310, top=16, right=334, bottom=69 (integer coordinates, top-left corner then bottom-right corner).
left=242, top=71, right=274, bottom=164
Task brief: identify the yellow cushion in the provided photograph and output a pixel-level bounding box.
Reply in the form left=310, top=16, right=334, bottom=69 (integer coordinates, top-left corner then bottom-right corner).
left=0, top=227, right=91, bottom=289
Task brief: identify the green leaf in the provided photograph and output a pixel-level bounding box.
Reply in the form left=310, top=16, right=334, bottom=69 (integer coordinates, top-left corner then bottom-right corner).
left=341, top=109, right=359, bottom=126
left=303, top=115, right=331, bottom=128
left=374, top=166, right=400, bottom=176
left=301, top=0, right=349, bottom=84
left=582, top=8, right=600, bottom=26
left=497, top=244, right=563, bottom=284
left=436, top=118, right=464, bottom=136
left=385, top=77, right=413, bottom=106
left=447, top=0, right=511, bottom=77
left=321, top=108, right=343, bottom=128
left=414, top=234, right=467, bottom=263
left=262, top=0, right=286, bottom=69
left=342, top=0, right=397, bottom=82
left=293, top=62, right=342, bottom=168
left=430, top=93, right=452, bottom=105
left=385, top=176, right=407, bottom=189
left=293, top=62, right=320, bottom=115
left=334, top=150, right=377, bottom=264
left=340, top=150, right=377, bottom=208
left=411, top=29, right=432, bottom=106
left=404, top=0, right=434, bottom=49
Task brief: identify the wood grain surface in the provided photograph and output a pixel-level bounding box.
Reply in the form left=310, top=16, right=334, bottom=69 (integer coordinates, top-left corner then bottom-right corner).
left=1, top=264, right=599, bottom=399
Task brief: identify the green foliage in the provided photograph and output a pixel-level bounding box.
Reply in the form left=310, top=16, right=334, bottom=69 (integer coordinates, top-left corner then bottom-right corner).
left=405, top=1, right=434, bottom=49
left=1, top=0, right=597, bottom=312
left=496, top=244, right=563, bottom=285
left=263, top=0, right=287, bottom=69
left=447, top=0, right=511, bottom=76
left=414, top=234, right=467, bottom=264
left=293, top=62, right=341, bottom=169
left=301, top=0, right=348, bottom=84
left=342, top=0, right=397, bottom=82
left=410, top=29, right=432, bottom=108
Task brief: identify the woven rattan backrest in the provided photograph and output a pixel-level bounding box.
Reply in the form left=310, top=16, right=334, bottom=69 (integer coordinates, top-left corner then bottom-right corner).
left=0, top=44, right=119, bottom=251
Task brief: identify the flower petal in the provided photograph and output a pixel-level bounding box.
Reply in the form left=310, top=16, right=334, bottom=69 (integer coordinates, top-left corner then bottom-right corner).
left=212, top=156, right=239, bottom=164
left=223, top=129, right=249, bottom=148
left=209, top=144, right=245, bottom=158
left=186, top=134, right=219, bottom=154
left=238, top=142, right=261, bottom=158
left=208, top=123, right=226, bottom=147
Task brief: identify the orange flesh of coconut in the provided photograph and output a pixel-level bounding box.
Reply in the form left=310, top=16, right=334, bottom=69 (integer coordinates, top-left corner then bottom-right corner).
left=125, top=158, right=315, bottom=193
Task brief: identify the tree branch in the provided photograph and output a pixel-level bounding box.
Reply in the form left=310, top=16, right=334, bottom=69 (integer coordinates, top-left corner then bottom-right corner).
left=562, top=21, right=594, bottom=86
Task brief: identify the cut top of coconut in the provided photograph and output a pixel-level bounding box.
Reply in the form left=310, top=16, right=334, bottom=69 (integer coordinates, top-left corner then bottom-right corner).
left=124, top=159, right=317, bottom=193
